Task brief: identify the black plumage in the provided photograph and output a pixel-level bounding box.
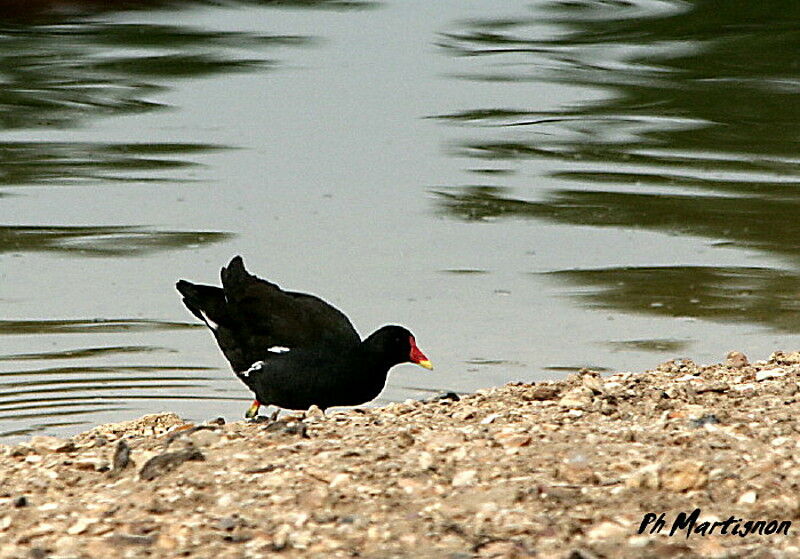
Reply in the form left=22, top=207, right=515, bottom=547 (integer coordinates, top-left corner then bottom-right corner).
left=176, top=256, right=432, bottom=415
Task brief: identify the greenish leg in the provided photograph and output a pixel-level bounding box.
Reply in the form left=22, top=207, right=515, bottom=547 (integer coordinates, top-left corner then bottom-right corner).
left=245, top=400, right=261, bottom=419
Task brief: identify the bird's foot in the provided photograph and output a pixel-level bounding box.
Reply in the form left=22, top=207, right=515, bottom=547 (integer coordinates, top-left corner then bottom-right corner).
left=244, top=400, right=261, bottom=419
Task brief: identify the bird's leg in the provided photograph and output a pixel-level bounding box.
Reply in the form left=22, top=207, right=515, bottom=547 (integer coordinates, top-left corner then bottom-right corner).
left=245, top=400, right=261, bottom=419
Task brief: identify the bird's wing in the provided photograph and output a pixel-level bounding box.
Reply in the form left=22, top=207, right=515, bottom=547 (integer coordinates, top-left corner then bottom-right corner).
left=220, top=256, right=361, bottom=359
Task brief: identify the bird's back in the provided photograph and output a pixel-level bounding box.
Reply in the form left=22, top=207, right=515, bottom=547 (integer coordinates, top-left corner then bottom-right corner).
left=178, top=256, right=361, bottom=377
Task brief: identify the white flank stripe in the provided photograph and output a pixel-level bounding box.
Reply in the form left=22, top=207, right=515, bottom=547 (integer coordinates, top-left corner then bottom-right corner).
left=268, top=346, right=290, bottom=353
left=199, top=311, right=218, bottom=331
left=242, top=360, right=264, bottom=378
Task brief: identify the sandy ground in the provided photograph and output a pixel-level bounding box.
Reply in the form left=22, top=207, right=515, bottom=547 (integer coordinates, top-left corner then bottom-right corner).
left=2, top=350, right=800, bottom=558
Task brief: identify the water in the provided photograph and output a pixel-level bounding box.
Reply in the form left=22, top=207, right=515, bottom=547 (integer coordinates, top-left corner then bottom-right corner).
left=2, top=0, right=800, bottom=440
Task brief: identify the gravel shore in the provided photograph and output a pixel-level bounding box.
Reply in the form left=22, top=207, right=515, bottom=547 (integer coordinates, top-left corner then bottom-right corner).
left=2, top=351, right=800, bottom=558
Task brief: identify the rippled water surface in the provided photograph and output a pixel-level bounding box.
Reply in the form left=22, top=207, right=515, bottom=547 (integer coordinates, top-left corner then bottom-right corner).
left=3, top=0, right=800, bottom=440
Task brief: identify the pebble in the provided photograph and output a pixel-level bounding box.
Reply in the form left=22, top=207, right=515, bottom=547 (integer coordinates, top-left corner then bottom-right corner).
left=587, top=521, right=627, bottom=541
left=139, top=448, right=204, bottom=481
left=558, top=386, right=594, bottom=410
left=66, top=517, right=97, bottom=535
left=738, top=490, right=758, bottom=504
left=328, top=473, right=350, bottom=488
left=418, top=452, right=434, bottom=470
left=625, top=464, right=661, bottom=490
left=661, top=460, right=707, bottom=492
left=451, top=470, right=477, bottom=487
left=28, top=435, right=75, bottom=453
left=756, top=368, right=786, bottom=381
left=726, top=351, right=749, bottom=368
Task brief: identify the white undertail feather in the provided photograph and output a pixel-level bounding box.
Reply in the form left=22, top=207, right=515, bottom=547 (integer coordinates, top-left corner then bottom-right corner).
left=268, top=346, right=290, bottom=353
left=242, top=361, right=264, bottom=378
left=199, top=311, right=218, bottom=331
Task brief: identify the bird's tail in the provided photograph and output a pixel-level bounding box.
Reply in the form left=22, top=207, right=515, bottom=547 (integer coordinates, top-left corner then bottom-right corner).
left=176, top=280, right=228, bottom=330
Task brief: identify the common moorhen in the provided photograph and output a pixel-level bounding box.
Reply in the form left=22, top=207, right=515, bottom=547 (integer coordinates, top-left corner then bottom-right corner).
left=176, top=256, right=432, bottom=417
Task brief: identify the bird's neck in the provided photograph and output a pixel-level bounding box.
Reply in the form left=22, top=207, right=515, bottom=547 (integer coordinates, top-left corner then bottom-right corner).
left=352, top=341, right=394, bottom=394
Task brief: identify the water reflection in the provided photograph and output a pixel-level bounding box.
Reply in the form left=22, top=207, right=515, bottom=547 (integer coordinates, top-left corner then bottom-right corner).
left=2, top=225, right=233, bottom=256
left=436, top=0, right=800, bottom=331
left=0, top=142, right=228, bottom=186
left=547, top=266, right=800, bottom=332
left=0, top=345, right=170, bottom=360
left=0, top=23, right=295, bottom=132
left=0, top=318, right=200, bottom=335
left=0, top=0, right=375, bottom=21
left=0, top=333, right=243, bottom=437
left=435, top=186, right=800, bottom=256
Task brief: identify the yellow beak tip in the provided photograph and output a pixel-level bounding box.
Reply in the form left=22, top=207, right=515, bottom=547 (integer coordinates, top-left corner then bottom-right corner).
left=417, top=360, right=434, bottom=370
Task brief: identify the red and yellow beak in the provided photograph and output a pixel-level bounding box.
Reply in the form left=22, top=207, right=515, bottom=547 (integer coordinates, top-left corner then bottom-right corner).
left=409, top=336, right=433, bottom=370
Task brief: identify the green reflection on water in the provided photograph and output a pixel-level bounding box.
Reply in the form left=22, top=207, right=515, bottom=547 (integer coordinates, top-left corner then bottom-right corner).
left=436, top=1, right=800, bottom=331
left=1, top=225, right=233, bottom=256
left=435, top=186, right=800, bottom=257
left=604, top=339, right=691, bottom=353
left=0, top=345, right=172, bottom=360
left=546, top=266, right=800, bottom=332
left=0, top=318, right=201, bottom=335
left=0, top=23, right=287, bottom=132
left=0, top=142, right=227, bottom=185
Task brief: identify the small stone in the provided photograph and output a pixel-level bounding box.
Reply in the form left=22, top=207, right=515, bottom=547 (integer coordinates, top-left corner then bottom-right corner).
left=396, top=432, right=415, bottom=448
left=756, top=368, right=786, bottom=382
left=54, top=536, right=79, bottom=555
left=738, top=490, right=757, bottom=504
left=451, top=470, right=477, bottom=487
left=28, top=435, right=75, bottom=453
left=397, top=478, right=425, bottom=494
left=452, top=409, right=476, bottom=421
left=556, top=455, right=599, bottom=485
left=690, top=414, right=720, bottom=428
left=13, top=496, right=27, bottom=508
left=273, top=524, right=291, bottom=550
left=726, top=351, right=749, bottom=368
left=695, top=382, right=729, bottom=394
left=493, top=430, right=531, bottom=448
left=67, top=517, right=97, bottom=535
left=480, top=413, right=502, bottom=424
left=581, top=374, right=604, bottom=394
left=661, top=460, right=707, bottom=492
left=113, top=440, right=131, bottom=471
left=306, top=405, right=324, bottom=419
left=625, top=464, right=660, bottom=489
left=771, top=351, right=800, bottom=365
left=108, top=534, right=154, bottom=546
left=328, top=473, right=350, bottom=488
left=264, top=420, right=308, bottom=438
left=418, top=452, right=434, bottom=471
left=216, top=516, right=238, bottom=531
left=526, top=384, right=560, bottom=401
left=217, top=494, right=235, bottom=508
left=733, top=383, right=756, bottom=392
left=558, top=386, right=594, bottom=410
left=139, top=448, right=204, bottom=481
left=74, top=457, right=110, bottom=471
left=188, top=429, right=222, bottom=447
left=587, top=521, right=627, bottom=541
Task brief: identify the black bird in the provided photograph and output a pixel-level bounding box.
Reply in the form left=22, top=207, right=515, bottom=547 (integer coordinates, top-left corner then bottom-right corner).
left=176, top=256, right=432, bottom=417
